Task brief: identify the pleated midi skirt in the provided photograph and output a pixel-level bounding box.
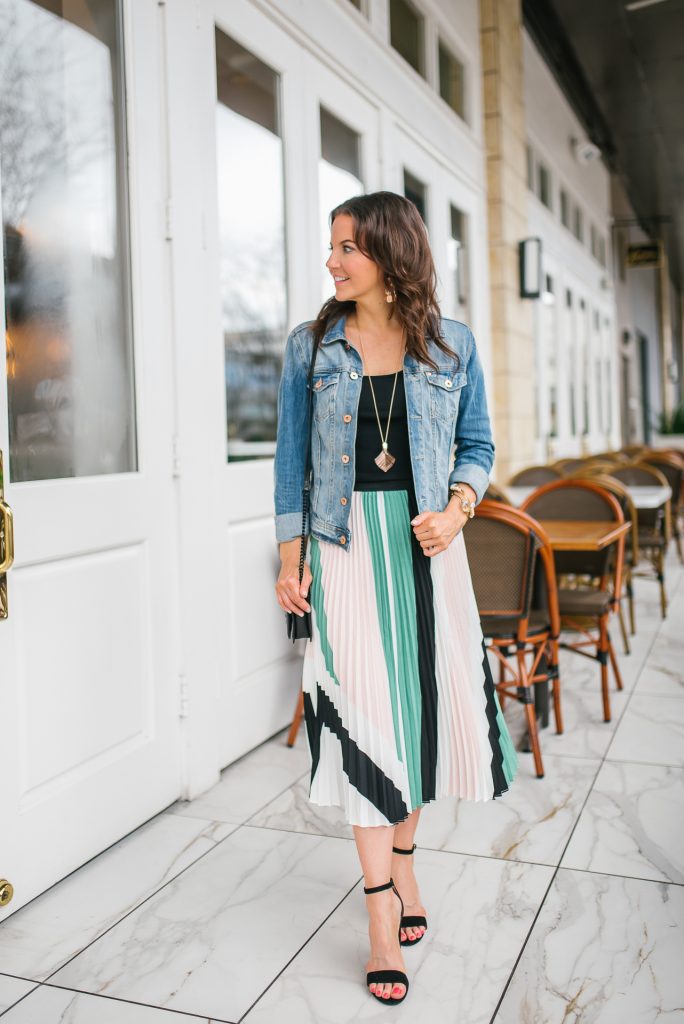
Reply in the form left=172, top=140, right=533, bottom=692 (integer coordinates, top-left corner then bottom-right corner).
left=301, top=486, right=518, bottom=827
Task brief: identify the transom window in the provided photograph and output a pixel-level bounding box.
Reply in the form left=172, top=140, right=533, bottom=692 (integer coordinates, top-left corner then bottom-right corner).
left=389, top=0, right=425, bottom=78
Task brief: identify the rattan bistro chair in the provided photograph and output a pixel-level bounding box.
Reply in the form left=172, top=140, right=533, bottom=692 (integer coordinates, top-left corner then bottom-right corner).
left=508, top=465, right=563, bottom=487
left=609, top=462, right=671, bottom=617
left=520, top=480, right=626, bottom=722
left=637, top=451, right=684, bottom=563
left=484, top=481, right=511, bottom=503
left=464, top=501, right=562, bottom=778
left=569, top=468, right=641, bottom=649
left=552, top=457, right=586, bottom=475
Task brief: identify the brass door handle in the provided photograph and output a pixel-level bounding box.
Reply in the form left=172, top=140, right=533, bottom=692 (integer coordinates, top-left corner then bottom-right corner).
left=0, top=499, right=14, bottom=573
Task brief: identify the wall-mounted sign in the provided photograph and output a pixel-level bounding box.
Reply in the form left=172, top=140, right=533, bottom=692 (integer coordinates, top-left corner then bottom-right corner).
left=626, top=242, right=661, bottom=268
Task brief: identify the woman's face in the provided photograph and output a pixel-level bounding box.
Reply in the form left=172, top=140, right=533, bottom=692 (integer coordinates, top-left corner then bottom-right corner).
left=326, top=213, right=384, bottom=303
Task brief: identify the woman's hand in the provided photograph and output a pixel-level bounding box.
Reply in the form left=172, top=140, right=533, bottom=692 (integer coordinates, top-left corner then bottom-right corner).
left=275, top=538, right=313, bottom=616
left=410, top=484, right=476, bottom=556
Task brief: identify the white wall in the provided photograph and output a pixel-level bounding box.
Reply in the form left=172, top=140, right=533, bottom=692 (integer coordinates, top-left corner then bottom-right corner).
left=523, top=29, right=619, bottom=458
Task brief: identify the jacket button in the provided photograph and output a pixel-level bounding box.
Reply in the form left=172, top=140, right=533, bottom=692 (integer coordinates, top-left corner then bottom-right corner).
left=340, top=496, right=348, bottom=505
left=350, top=371, right=358, bottom=379
left=343, top=414, right=352, bottom=422
left=339, top=535, right=346, bottom=544
left=341, top=454, right=350, bottom=463
left=445, top=379, right=452, bottom=387
left=314, top=379, right=322, bottom=389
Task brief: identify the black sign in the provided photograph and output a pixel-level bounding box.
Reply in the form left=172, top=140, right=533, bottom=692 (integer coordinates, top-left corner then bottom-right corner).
left=626, top=243, right=661, bottom=268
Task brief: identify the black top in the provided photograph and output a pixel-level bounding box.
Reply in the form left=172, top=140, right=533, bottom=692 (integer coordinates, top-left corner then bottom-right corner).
left=354, top=371, right=414, bottom=491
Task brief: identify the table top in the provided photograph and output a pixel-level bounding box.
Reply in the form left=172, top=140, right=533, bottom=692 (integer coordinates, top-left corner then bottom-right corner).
left=537, top=519, right=632, bottom=551
left=506, top=483, right=672, bottom=510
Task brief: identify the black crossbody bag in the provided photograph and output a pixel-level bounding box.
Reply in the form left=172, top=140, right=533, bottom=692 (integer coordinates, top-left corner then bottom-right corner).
left=285, top=333, right=321, bottom=643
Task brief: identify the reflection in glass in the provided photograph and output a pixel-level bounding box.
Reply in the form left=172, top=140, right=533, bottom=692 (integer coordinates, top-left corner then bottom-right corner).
left=438, top=40, right=464, bottom=119
left=403, top=169, right=427, bottom=225
left=215, top=30, right=287, bottom=462
left=1, top=0, right=137, bottom=482
left=447, top=204, right=469, bottom=322
left=389, top=0, right=424, bottom=77
left=319, top=107, right=363, bottom=303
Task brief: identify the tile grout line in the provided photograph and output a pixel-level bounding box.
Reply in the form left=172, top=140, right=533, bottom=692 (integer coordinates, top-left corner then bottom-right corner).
left=0, top=978, right=225, bottom=1023
left=487, top=563, right=678, bottom=1023
left=236, top=876, right=365, bottom=1024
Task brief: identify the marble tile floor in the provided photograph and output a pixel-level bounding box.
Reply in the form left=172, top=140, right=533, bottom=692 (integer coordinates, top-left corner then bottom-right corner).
left=1, top=555, right=682, bottom=1023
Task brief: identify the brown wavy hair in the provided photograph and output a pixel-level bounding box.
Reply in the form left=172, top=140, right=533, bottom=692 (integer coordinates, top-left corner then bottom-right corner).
left=312, top=191, right=457, bottom=369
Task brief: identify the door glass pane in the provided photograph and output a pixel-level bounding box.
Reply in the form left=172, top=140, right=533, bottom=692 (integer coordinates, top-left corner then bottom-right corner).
left=447, top=204, right=469, bottom=322
left=438, top=40, right=464, bottom=119
left=580, top=299, right=590, bottom=435
left=566, top=289, right=576, bottom=435
left=403, top=169, right=427, bottom=225
left=1, top=0, right=137, bottom=482
left=215, top=29, right=286, bottom=462
left=542, top=274, right=557, bottom=439
left=319, top=107, right=363, bottom=302
left=389, top=0, right=424, bottom=77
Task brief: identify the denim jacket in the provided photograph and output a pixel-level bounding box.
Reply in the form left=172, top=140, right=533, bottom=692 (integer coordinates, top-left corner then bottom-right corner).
left=273, top=314, right=494, bottom=551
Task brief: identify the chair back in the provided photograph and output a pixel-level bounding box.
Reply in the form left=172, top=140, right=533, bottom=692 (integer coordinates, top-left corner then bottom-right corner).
left=637, top=453, right=683, bottom=508
left=609, top=462, right=670, bottom=535
left=508, top=465, right=563, bottom=486
left=484, top=482, right=511, bottom=503
left=553, top=458, right=586, bottom=474
left=520, top=479, right=624, bottom=584
left=586, top=473, right=640, bottom=567
left=464, top=502, right=539, bottom=639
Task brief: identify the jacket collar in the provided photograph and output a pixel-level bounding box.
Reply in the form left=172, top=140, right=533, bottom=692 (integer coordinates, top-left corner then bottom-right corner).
left=320, top=311, right=422, bottom=368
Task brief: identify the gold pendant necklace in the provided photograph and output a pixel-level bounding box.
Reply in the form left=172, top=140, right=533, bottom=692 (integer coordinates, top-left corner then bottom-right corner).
left=354, top=317, right=404, bottom=473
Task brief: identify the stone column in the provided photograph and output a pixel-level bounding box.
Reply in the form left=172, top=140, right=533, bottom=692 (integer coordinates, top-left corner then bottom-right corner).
left=480, top=0, right=536, bottom=481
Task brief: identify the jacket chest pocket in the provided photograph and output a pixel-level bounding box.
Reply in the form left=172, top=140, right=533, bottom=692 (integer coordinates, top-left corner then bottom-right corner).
left=311, top=371, right=341, bottom=422
left=426, top=370, right=466, bottom=422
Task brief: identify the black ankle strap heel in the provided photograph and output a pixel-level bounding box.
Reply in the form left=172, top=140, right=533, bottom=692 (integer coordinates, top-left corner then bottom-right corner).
left=363, top=878, right=409, bottom=1005
left=391, top=844, right=428, bottom=946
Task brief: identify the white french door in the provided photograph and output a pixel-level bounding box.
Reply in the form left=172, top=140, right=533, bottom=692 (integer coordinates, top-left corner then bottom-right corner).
left=0, top=0, right=180, bottom=915
left=173, top=0, right=382, bottom=773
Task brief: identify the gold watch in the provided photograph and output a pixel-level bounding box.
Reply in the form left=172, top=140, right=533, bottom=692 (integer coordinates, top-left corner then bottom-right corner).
left=449, top=483, right=476, bottom=519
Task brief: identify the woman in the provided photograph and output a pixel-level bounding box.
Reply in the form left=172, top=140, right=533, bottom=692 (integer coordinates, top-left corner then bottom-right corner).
left=273, top=191, right=517, bottom=1006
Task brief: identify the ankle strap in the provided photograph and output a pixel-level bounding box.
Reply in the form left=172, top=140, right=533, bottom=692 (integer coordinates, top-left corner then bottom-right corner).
left=363, top=878, right=396, bottom=895
left=392, top=843, right=417, bottom=855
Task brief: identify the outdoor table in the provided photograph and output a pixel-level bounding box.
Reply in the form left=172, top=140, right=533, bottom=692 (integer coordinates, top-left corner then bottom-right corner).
left=537, top=519, right=632, bottom=550
left=505, top=483, right=671, bottom=510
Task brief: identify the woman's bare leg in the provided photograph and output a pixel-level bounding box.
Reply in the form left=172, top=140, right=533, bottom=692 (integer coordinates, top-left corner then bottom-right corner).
left=392, top=807, right=427, bottom=942
left=353, top=823, right=407, bottom=1002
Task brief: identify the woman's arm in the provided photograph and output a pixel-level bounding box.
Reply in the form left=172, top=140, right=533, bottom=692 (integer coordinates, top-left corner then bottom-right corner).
left=448, top=328, right=495, bottom=504
left=273, top=326, right=312, bottom=543
left=273, top=326, right=313, bottom=614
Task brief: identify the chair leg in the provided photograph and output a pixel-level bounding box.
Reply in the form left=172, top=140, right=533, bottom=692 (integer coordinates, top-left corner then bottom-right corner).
left=674, top=520, right=683, bottom=564
left=657, top=548, right=667, bottom=618
left=523, top=701, right=544, bottom=778
left=608, top=632, right=624, bottom=691
left=598, top=617, right=611, bottom=723
left=626, top=571, right=636, bottom=635
left=552, top=673, right=563, bottom=735
left=287, top=689, right=304, bottom=747
left=617, top=602, right=630, bottom=656
left=498, top=657, right=506, bottom=709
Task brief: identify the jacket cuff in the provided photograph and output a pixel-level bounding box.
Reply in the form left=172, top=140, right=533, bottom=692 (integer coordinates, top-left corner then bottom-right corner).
left=274, top=512, right=308, bottom=543
left=448, top=463, right=490, bottom=506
